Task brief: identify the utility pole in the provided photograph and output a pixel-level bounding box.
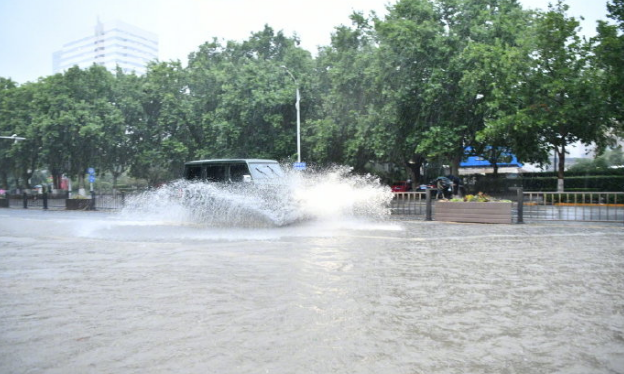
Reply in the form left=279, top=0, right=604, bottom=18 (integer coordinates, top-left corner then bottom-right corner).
left=281, top=66, right=301, bottom=164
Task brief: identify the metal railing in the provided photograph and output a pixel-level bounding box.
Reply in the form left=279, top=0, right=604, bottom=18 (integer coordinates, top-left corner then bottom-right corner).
left=390, top=191, right=429, bottom=216
left=391, top=190, right=624, bottom=224
left=522, top=191, right=624, bottom=223
left=4, top=189, right=623, bottom=223
left=6, top=192, right=130, bottom=211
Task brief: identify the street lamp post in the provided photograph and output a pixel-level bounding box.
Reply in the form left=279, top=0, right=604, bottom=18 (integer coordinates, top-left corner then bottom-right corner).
left=281, top=66, right=301, bottom=163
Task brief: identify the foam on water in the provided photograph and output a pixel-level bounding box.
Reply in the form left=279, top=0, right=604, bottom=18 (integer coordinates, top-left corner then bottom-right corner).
left=119, top=165, right=395, bottom=229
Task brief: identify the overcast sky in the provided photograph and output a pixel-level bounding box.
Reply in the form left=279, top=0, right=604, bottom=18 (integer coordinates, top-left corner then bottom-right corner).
left=0, top=0, right=610, bottom=84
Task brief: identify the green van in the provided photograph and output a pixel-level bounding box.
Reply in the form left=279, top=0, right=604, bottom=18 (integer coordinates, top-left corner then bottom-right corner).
left=183, top=159, right=284, bottom=183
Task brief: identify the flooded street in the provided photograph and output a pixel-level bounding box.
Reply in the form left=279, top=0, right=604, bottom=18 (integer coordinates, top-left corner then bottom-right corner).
left=1, top=209, right=623, bottom=373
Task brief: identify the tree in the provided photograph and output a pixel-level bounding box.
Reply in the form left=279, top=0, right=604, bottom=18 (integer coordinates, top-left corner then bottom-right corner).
left=567, top=147, right=624, bottom=172
left=371, top=0, right=533, bottom=184
left=2, top=1, right=618, bottom=192
left=372, top=0, right=445, bottom=184
left=0, top=77, right=19, bottom=189
left=102, top=68, right=143, bottom=189
left=13, top=83, right=44, bottom=190
left=186, top=26, right=314, bottom=163
left=462, top=2, right=539, bottom=176
left=311, top=12, right=380, bottom=170
left=483, top=1, right=610, bottom=191
left=418, top=0, right=534, bottom=175
left=129, top=60, right=191, bottom=185
left=37, top=65, right=117, bottom=192
left=34, top=73, right=73, bottom=190
left=0, top=78, right=42, bottom=190
left=594, top=0, right=624, bottom=132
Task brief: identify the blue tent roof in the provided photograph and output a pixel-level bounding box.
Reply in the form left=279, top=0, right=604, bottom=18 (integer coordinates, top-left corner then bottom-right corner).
left=461, top=148, right=523, bottom=168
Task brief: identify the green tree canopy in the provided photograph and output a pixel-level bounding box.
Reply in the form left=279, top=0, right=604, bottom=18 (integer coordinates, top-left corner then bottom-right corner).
left=0, top=1, right=619, bottom=191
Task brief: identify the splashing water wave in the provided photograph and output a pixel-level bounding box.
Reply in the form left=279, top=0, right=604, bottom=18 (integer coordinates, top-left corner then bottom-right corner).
left=121, top=166, right=394, bottom=227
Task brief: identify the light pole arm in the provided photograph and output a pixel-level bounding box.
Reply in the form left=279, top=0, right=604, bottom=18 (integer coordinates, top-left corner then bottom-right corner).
left=0, top=134, right=26, bottom=144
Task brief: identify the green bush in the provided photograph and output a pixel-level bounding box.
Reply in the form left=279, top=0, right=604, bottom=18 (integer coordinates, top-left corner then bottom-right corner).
left=465, top=173, right=624, bottom=193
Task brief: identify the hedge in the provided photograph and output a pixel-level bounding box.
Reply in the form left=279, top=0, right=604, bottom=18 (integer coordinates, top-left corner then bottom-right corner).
left=467, top=174, right=624, bottom=193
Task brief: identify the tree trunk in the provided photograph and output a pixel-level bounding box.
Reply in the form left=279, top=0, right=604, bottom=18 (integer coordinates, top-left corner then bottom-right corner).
left=0, top=170, right=8, bottom=190
left=113, top=172, right=120, bottom=191
left=78, top=173, right=85, bottom=190
left=450, top=153, right=462, bottom=176
left=50, top=166, right=64, bottom=190
left=21, top=170, right=32, bottom=189
left=405, top=154, right=424, bottom=186
left=52, top=173, right=62, bottom=190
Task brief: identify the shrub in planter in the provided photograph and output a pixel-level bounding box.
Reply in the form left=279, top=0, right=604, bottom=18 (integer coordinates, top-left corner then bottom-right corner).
left=435, top=193, right=513, bottom=224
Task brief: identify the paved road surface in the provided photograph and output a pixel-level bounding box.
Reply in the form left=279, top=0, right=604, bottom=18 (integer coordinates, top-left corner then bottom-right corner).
left=1, top=209, right=623, bottom=373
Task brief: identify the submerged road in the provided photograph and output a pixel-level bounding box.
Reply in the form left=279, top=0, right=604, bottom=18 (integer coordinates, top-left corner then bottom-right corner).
left=1, top=209, right=623, bottom=373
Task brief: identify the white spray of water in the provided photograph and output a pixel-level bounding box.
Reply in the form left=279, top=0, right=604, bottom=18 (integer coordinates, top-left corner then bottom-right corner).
left=120, top=166, right=394, bottom=228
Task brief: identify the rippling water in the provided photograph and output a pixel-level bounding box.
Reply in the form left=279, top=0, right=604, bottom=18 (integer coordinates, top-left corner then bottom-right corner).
left=0, top=210, right=623, bottom=373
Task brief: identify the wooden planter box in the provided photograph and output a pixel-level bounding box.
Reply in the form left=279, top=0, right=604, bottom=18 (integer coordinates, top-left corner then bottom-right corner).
left=66, top=199, right=92, bottom=210
left=435, top=201, right=513, bottom=224
left=0, top=199, right=8, bottom=208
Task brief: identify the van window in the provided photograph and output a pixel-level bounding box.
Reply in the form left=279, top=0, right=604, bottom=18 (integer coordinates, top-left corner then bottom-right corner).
left=229, top=163, right=249, bottom=182
left=186, top=166, right=202, bottom=180
left=205, top=165, right=227, bottom=182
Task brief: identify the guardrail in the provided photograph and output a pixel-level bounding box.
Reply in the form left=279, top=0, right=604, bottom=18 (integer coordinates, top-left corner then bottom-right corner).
left=4, top=189, right=623, bottom=224
left=522, top=191, right=624, bottom=223
left=390, top=191, right=429, bottom=216
left=391, top=190, right=624, bottom=224
left=5, top=192, right=129, bottom=211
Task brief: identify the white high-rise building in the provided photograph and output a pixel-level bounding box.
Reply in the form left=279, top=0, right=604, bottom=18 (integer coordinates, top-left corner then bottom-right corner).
left=53, top=19, right=158, bottom=76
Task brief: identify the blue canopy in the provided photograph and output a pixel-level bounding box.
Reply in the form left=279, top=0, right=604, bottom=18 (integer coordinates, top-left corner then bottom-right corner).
left=461, top=147, right=523, bottom=168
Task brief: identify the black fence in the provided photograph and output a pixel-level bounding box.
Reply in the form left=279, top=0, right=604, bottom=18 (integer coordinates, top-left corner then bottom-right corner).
left=4, top=192, right=130, bottom=211
left=522, top=191, right=624, bottom=222
left=391, top=190, right=624, bottom=224
left=390, top=191, right=429, bottom=216
left=3, top=189, right=623, bottom=224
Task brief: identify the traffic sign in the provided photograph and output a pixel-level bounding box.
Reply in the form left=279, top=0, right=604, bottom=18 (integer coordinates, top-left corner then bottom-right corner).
left=89, top=175, right=96, bottom=183
left=293, top=162, right=306, bottom=170
left=87, top=167, right=95, bottom=175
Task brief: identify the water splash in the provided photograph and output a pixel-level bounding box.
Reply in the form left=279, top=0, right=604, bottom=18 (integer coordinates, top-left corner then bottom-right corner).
left=121, top=165, right=394, bottom=228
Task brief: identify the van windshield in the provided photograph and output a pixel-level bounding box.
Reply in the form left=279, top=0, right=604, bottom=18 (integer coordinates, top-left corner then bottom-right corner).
left=248, top=162, right=284, bottom=180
